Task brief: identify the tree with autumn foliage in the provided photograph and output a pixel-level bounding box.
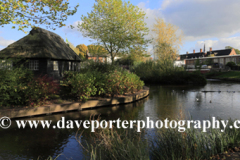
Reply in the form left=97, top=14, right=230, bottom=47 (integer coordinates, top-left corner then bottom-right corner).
left=152, top=18, right=183, bottom=63
left=79, top=0, right=149, bottom=64
left=87, top=44, right=108, bottom=56
left=66, top=42, right=85, bottom=59
left=0, top=0, right=79, bottom=32
left=76, top=44, right=88, bottom=58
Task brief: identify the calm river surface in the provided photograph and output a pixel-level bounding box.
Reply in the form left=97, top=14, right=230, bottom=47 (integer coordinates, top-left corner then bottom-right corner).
left=1, top=80, right=240, bottom=160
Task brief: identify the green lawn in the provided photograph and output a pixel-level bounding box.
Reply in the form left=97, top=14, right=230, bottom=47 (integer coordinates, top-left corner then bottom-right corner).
left=214, top=71, right=240, bottom=79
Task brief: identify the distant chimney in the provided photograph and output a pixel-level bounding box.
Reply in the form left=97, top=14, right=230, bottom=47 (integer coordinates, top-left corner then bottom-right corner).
left=200, top=48, right=202, bottom=52
left=186, top=52, right=188, bottom=54
left=193, top=50, right=195, bottom=53
left=210, top=47, right=212, bottom=51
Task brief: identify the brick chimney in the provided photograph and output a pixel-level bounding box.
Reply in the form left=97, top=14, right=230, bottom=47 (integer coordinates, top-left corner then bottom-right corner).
left=200, top=48, right=202, bottom=52
left=186, top=52, right=188, bottom=54
left=193, top=49, right=195, bottom=53
left=210, top=47, right=212, bottom=51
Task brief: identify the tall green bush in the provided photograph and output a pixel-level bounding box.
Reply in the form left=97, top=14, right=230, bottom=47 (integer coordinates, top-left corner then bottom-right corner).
left=63, top=71, right=97, bottom=101
left=0, top=66, right=33, bottom=106
left=63, top=63, right=144, bottom=100
left=0, top=66, right=59, bottom=107
left=226, top=62, right=236, bottom=69
left=104, top=70, right=144, bottom=96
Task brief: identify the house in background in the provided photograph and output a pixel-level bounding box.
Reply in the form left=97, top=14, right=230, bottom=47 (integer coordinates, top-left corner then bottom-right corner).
left=0, top=27, right=81, bottom=79
left=86, top=51, right=108, bottom=63
left=180, top=47, right=240, bottom=68
left=86, top=50, right=121, bottom=63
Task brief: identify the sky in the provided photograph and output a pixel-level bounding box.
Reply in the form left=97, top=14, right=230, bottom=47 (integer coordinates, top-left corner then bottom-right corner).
left=1, top=0, right=240, bottom=56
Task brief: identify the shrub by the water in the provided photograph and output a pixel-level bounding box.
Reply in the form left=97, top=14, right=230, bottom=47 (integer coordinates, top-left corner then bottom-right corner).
left=104, top=70, right=144, bottom=96
left=0, top=66, right=33, bottom=106
left=132, top=60, right=207, bottom=85
left=0, top=61, right=144, bottom=106
left=0, top=67, right=59, bottom=107
left=63, top=71, right=97, bottom=101
left=26, top=75, right=60, bottom=106
left=226, top=61, right=236, bottom=69
left=63, top=62, right=144, bottom=100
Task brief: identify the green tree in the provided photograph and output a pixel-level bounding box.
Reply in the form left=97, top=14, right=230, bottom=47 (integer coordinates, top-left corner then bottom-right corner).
left=0, top=0, right=79, bottom=32
left=128, top=46, right=150, bottom=62
left=225, top=46, right=240, bottom=54
left=87, top=44, right=108, bottom=56
left=79, top=0, right=149, bottom=64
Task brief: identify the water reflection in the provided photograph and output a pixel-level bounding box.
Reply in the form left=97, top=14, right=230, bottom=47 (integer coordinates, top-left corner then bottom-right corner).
left=0, top=98, right=148, bottom=160
left=1, top=80, right=240, bottom=159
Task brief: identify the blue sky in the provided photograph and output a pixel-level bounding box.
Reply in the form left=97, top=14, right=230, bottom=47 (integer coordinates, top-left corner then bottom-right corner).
left=1, top=0, right=240, bottom=56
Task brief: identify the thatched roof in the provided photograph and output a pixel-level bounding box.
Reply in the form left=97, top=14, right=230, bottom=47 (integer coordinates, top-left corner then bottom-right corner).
left=0, top=27, right=81, bottom=61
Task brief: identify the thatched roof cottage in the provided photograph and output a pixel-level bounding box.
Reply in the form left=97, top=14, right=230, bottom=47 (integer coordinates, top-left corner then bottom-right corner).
left=0, top=27, right=81, bottom=79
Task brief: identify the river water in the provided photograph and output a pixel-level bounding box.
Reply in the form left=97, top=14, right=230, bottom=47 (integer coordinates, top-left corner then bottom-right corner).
left=1, top=80, right=240, bottom=160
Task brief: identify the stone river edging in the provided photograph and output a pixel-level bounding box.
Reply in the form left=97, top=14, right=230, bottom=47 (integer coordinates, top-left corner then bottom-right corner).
left=0, top=86, right=149, bottom=119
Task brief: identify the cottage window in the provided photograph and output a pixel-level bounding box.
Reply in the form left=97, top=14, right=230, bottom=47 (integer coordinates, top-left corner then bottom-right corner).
left=77, top=62, right=81, bottom=71
left=29, top=60, right=39, bottom=70
left=53, top=61, right=58, bottom=71
left=69, top=62, right=71, bottom=71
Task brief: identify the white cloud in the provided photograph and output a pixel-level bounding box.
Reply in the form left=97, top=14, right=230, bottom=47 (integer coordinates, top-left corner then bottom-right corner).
left=62, top=20, right=83, bottom=36
left=161, top=0, right=240, bottom=40
left=193, top=36, right=240, bottom=52
left=137, top=2, right=165, bottom=41
left=139, top=0, right=240, bottom=41
left=0, top=37, right=15, bottom=48
left=138, top=2, right=163, bottom=30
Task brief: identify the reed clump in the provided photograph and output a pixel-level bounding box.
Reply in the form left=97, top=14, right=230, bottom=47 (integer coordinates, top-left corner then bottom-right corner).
left=78, top=117, right=240, bottom=160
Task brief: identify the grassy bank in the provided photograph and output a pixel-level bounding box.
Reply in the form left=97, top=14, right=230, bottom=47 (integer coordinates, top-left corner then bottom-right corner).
left=205, top=71, right=240, bottom=79
left=131, top=61, right=207, bottom=85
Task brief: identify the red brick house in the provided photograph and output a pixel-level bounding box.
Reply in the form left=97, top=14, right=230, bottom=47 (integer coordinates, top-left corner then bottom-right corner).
left=86, top=51, right=108, bottom=63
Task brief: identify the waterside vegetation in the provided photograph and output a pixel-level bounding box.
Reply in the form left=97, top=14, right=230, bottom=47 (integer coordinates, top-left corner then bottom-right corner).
left=205, top=71, right=240, bottom=79
left=131, top=60, right=207, bottom=85
left=62, top=62, right=144, bottom=101
left=76, top=118, right=240, bottom=160
left=0, top=61, right=144, bottom=107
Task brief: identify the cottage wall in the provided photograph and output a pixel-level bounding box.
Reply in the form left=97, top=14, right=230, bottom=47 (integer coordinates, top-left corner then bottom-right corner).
left=47, top=60, right=80, bottom=80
